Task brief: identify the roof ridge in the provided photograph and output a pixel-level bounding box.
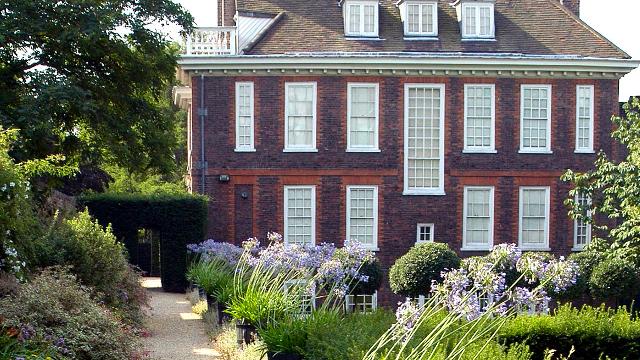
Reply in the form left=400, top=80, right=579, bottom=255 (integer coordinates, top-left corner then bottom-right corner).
left=544, top=0, right=630, bottom=59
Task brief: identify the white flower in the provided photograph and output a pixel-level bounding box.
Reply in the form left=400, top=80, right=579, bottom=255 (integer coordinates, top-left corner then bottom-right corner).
left=9, top=182, right=15, bottom=187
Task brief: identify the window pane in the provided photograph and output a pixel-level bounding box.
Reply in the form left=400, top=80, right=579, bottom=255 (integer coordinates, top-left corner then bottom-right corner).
left=464, top=6, right=476, bottom=36
left=236, top=83, right=253, bottom=149
left=522, top=87, right=550, bottom=150
left=521, top=189, right=548, bottom=247
left=348, top=187, right=376, bottom=247
left=422, top=4, right=434, bottom=33
left=465, top=85, right=493, bottom=149
left=363, top=5, right=375, bottom=33
left=407, top=86, right=442, bottom=190
left=286, top=187, right=314, bottom=246
left=350, top=85, right=377, bottom=148
left=479, top=6, right=492, bottom=36
left=349, top=4, right=360, bottom=33
left=575, top=193, right=591, bottom=247
left=287, top=84, right=314, bottom=148
left=465, top=188, right=492, bottom=246
left=577, top=86, right=593, bottom=150
left=407, top=4, right=420, bottom=33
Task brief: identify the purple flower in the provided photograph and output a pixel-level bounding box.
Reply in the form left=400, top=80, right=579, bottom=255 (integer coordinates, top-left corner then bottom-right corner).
left=19, top=324, right=35, bottom=341
left=187, top=239, right=244, bottom=265
left=394, top=299, right=423, bottom=341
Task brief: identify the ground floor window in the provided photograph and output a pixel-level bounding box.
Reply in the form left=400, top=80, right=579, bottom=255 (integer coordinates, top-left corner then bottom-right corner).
left=345, top=292, right=377, bottom=313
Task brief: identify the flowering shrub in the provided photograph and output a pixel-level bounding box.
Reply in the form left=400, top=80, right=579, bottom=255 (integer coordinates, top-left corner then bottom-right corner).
left=431, top=244, right=579, bottom=320
left=0, top=268, right=139, bottom=360
left=0, top=321, right=69, bottom=359
left=187, top=239, right=244, bottom=265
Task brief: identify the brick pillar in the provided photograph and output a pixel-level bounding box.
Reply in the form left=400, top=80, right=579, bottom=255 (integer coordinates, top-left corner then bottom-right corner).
left=222, top=0, right=236, bottom=26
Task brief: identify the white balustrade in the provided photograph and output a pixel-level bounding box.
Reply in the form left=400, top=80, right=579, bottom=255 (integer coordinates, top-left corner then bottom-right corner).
left=184, top=27, right=237, bottom=56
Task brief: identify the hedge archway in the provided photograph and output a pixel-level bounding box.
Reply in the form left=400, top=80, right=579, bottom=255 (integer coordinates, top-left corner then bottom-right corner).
left=79, top=193, right=208, bottom=292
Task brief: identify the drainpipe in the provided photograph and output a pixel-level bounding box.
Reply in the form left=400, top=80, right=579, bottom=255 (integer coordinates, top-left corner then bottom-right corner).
left=199, top=75, right=207, bottom=194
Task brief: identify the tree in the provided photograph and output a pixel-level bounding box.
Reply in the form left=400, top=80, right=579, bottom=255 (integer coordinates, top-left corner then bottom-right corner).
left=562, top=98, right=640, bottom=261
left=0, top=0, right=193, bottom=176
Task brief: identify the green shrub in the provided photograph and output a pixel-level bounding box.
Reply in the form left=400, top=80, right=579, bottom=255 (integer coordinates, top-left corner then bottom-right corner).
left=187, top=257, right=236, bottom=306
left=39, top=211, right=148, bottom=326
left=389, top=242, right=461, bottom=297
left=500, top=305, right=640, bottom=360
left=78, top=192, right=208, bottom=292
left=590, top=256, right=640, bottom=303
left=304, top=310, right=395, bottom=360
left=562, top=248, right=605, bottom=301
left=0, top=268, right=139, bottom=360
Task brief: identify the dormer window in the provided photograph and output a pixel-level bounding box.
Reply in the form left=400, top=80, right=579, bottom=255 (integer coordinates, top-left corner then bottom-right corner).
left=343, top=1, right=379, bottom=37
left=460, top=2, right=495, bottom=39
left=400, top=1, right=438, bottom=37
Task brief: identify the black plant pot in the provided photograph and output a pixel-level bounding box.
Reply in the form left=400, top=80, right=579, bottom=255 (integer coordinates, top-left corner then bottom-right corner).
left=198, top=287, right=206, bottom=300
left=217, top=303, right=228, bottom=325
left=206, top=294, right=216, bottom=310
left=236, top=320, right=257, bottom=348
left=267, top=351, right=303, bottom=360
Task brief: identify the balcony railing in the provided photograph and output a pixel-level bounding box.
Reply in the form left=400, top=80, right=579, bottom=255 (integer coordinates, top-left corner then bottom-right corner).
left=184, top=27, right=238, bottom=56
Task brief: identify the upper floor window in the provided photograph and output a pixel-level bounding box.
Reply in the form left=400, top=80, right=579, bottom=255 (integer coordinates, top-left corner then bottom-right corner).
left=464, top=84, right=495, bottom=153
left=285, top=82, right=317, bottom=152
left=576, top=85, right=595, bottom=153
left=519, top=187, right=550, bottom=251
left=346, top=185, right=379, bottom=250
left=348, top=83, right=379, bottom=152
left=461, top=2, right=495, bottom=39
left=284, top=186, right=316, bottom=246
left=404, top=84, right=445, bottom=196
left=344, top=1, right=379, bottom=37
left=573, top=193, right=592, bottom=251
left=404, top=2, right=438, bottom=37
left=520, top=85, right=552, bottom=154
left=235, top=82, right=255, bottom=152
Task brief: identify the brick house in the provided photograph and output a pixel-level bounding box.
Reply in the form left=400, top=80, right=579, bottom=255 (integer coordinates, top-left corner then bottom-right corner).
left=174, top=0, right=639, bottom=306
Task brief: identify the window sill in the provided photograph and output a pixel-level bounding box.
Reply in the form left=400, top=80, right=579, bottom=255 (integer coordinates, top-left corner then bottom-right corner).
left=461, top=247, right=491, bottom=252
left=346, top=148, right=381, bottom=153
left=571, top=247, right=586, bottom=252
left=461, top=37, right=496, bottom=42
left=463, top=149, right=497, bottom=154
left=283, top=148, right=318, bottom=153
left=574, top=150, right=595, bottom=154
left=520, top=247, right=551, bottom=252
left=518, top=150, right=553, bottom=155
left=403, top=190, right=446, bottom=196
left=403, top=36, right=439, bottom=41
left=234, top=148, right=256, bottom=153
left=345, top=36, right=383, bottom=41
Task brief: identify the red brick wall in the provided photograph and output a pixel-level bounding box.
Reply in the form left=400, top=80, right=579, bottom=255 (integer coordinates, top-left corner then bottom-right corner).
left=190, top=74, right=620, bottom=306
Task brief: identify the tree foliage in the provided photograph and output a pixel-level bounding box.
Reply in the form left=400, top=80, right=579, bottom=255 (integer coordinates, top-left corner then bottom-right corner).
left=562, top=98, right=640, bottom=261
left=0, top=0, right=193, bottom=175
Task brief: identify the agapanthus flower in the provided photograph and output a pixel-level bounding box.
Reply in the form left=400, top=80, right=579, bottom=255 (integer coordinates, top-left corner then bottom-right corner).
left=394, top=299, right=424, bottom=341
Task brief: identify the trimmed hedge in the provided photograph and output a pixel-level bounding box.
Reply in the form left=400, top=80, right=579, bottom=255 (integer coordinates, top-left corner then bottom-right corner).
left=78, top=193, right=208, bottom=292
left=500, top=305, right=640, bottom=360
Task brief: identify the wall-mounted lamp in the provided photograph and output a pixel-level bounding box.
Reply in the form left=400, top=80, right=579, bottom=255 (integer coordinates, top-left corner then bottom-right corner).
left=241, top=192, right=249, bottom=199
left=218, top=174, right=230, bottom=183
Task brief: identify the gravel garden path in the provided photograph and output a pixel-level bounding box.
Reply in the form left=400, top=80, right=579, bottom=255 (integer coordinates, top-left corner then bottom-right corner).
left=142, top=278, right=220, bottom=359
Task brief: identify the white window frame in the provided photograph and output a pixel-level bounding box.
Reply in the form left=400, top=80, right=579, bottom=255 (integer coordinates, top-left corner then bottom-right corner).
left=575, top=85, right=595, bottom=154
left=520, top=84, right=553, bottom=154
left=518, top=186, right=551, bottom=251
left=403, top=1, right=438, bottom=37
left=235, top=82, right=255, bottom=152
left=416, top=223, right=435, bottom=243
left=462, top=186, right=494, bottom=251
left=345, top=291, right=378, bottom=313
left=403, top=83, right=446, bottom=196
left=344, top=0, right=379, bottom=37
left=572, top=193, right=592, bottom=251
left=347, top=83, right=380, bottom=152
left=283, top=186, right=316, bottom=246
left=346, top=185, right=379, bottom=251
left=461, top=3, right=495, bottom=39
left=284, top=82, right=317, bottom=152
left=463, top=84, right=496, bottom=153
